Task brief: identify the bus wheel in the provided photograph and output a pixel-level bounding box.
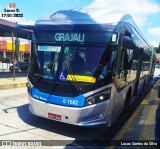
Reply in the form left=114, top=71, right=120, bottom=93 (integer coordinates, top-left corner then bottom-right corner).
left=123, top=89, right=131, bottom=113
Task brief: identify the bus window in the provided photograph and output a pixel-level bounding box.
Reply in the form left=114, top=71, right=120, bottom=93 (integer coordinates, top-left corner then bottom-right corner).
left=60, top=45, right=115, bottom=85
left=140, top=51, right=151, bottom=78
left=33, top=44, right=61, bottom=80
left=96, top=46, right=116, bottom=83
left=114, top=47, right=136, bottom=88
left=60, top=46, right=105, bottom=81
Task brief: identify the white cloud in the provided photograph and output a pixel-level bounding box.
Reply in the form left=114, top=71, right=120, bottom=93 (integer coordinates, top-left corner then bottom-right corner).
left=148, top=27, right=160, bottom=36
left=87, top=0, right=160, bottom=26
left=0, top=16, right=35, bottom=25
left=17, top=19, right=35, bottom=25
left=149, top=40, right=159, bottom=47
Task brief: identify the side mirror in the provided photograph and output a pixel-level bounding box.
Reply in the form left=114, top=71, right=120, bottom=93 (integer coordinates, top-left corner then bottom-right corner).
left=158, top=86, right=160, bottom=98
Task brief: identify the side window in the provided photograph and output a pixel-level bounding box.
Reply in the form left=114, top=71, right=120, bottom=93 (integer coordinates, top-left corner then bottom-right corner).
left=96, top=46, right=116, bottom=84
left=118, top=48, right=131, bottom=80
left=140, top=51, right=151, bottom=78
left=119, top=48, right=126, bottom=79
left=113, top=35, right=137, bottom=88
left=127, top=49, right=137, bottom=82
left=113, top=48, right=127, bottom=88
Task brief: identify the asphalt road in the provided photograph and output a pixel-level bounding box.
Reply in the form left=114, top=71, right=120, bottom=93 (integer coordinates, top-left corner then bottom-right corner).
left=0, top=88, right=110, bottom=149
left=0, top=69, right=159, bottom=149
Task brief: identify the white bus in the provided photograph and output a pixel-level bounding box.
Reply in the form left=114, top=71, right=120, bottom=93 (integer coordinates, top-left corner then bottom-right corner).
left=25, top=8, right=156, bottom=126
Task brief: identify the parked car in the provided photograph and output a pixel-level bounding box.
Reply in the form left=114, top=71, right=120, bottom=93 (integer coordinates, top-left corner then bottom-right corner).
left=0, top=57, right=11, bottom=63
left=24, top=58, right=29, bottom=63
left=9, top=61, right=29, bottom=72
left=131, top=63, right=137, bottom=70
left=142, top=65, right=149, bottom=71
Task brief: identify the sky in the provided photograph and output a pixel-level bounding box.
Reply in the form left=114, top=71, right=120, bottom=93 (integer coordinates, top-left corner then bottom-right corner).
left=0, top=0, right=160, bottom=47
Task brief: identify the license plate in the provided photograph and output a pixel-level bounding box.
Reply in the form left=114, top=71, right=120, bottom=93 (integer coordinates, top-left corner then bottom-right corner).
left=48, top=113, right=61, bottom=121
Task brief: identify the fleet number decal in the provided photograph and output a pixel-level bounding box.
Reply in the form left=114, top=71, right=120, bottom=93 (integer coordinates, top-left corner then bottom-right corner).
left=63, top=99, right=78, bottom=106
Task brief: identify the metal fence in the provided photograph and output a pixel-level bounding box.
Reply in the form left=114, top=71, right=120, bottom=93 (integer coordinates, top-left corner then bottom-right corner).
left=0, top=62, right=11, bottom=72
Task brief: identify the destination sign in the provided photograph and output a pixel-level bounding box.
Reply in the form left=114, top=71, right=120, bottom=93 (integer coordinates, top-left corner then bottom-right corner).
left=55, top=33, right=84, bottom=42
left=35, top=31, right=118, bottom=43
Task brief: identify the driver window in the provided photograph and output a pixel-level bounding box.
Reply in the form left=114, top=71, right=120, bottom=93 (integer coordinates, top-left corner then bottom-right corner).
left=96, top=46, right=116, bottom=84
left=113, top=48, right=128, bottom=88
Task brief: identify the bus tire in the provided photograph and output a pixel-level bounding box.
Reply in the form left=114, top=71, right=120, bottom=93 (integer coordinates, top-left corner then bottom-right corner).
left=123, top=88, right=131, bottom=113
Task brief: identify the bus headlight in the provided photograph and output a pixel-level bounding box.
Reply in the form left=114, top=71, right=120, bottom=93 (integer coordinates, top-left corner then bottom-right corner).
left=87, top=97, right=96, bottom=105
left=86, top=89, right=111, bottom=106
left=99, top=95, right=104, bottom=100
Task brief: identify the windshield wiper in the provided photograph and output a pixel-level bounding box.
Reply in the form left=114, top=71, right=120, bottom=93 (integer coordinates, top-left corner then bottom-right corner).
left=34, top=61, right=55, bottom=86
left=64, top=58, right=82, bottom=94
left=44, top=61, right=54, bottom=73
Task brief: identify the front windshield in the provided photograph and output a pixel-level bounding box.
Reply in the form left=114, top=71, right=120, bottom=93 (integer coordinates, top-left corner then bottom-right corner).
left=31, top=43, right=116, bottom=84
left=59, top=45, right=116, bottom=83
left=32, top=43, right=61, bottom=80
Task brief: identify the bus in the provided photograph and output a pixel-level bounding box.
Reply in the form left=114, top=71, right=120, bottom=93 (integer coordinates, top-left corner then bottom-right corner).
left=25, top=8, right=156, bottom=127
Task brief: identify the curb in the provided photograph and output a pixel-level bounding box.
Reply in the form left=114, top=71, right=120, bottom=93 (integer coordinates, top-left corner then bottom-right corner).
left=0, top=82, right=27, bottom=90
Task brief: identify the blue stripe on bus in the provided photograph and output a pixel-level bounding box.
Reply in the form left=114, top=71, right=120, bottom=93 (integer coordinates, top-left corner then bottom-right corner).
left=31, top=87, right=85, bottom=107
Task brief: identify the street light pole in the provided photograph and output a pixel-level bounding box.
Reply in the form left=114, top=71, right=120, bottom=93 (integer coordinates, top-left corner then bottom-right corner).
left=12, top=32, right=15, bottom=81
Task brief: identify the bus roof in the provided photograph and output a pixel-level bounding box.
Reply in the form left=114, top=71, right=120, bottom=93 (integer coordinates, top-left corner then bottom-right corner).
left=26, top=8, right=152, bottom=51
left=35, top=8, right=134, bottom=26
left=35, top=8, right=152, bottom=47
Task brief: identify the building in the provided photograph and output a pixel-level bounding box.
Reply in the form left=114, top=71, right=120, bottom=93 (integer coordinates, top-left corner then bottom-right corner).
left=0, top=19, right=32, bottom=61
left=0, top=39, right=30, bottom=61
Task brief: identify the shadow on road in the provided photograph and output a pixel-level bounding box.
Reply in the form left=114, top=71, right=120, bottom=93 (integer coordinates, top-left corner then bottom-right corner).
left=16, top=104, right=104, bottom=137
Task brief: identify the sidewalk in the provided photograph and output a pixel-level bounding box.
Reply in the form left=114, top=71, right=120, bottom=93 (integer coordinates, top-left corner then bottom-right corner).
left=0, top=69, right=159, bottom=90
left=0, top=72, right=27, bottom=90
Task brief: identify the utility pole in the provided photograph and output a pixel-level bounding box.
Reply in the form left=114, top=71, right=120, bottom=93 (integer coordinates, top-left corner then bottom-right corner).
left=12, top=32, right=15, bottom=81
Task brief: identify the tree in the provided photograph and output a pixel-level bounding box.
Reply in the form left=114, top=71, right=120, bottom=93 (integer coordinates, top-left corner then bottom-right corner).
left=154, top=43, right=160, bottom=53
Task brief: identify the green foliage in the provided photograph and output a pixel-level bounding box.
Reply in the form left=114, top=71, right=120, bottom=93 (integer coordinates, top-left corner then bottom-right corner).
left=154, top=43, right=160, bottom=53
left=155, top=47, right=160, bottom=53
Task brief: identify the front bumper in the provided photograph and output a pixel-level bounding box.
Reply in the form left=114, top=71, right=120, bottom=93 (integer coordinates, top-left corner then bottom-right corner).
left=28, top=94, right=110, bottom=126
